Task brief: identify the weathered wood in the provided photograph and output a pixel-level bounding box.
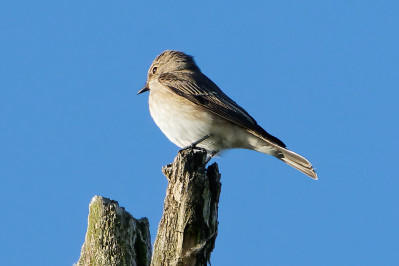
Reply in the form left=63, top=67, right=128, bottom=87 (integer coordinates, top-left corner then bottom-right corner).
left=77, top=196, right=152, bottom=266
left=151, top=148, right=222, bottom=266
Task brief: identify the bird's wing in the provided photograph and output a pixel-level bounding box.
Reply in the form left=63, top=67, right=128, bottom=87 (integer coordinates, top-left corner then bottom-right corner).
left=158, top=72, right=286, bottom=148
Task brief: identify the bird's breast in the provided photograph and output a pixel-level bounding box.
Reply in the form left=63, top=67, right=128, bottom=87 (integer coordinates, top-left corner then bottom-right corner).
left=148, top=87, right=214, bottom=149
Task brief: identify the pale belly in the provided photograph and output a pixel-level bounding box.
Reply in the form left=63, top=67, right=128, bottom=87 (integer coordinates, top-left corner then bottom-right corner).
left=149, top=89, right=215, bottom=149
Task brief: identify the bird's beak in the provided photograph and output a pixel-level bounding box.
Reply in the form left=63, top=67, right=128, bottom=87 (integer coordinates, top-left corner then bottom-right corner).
left=137, top=84, right=150, bottom=95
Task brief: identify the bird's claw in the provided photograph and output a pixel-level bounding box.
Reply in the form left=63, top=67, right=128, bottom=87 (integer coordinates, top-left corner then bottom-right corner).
left=181, top=135, right=211, bottom=151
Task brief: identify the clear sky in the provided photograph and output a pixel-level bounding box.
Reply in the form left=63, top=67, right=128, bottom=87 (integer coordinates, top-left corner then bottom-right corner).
left=1, top=1, right=398, bottom=265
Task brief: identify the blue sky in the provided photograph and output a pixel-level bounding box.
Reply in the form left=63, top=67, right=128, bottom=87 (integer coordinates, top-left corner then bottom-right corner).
left=1, top=1, right=398, bottom=265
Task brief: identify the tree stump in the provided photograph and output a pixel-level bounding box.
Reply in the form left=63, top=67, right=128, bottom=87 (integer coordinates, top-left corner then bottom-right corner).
left=77, top=196, right=152, bottom=266
left=77, top=148, right=221, bottom=266
left=151, top=148, right=221, bottom=266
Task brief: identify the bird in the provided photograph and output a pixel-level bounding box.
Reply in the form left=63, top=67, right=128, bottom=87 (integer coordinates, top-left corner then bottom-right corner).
left=138, top=50, right=317, bottom=179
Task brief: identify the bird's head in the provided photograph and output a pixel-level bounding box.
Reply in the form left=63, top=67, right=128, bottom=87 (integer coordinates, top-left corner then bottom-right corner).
left=137, top=50, right=200, bottom=95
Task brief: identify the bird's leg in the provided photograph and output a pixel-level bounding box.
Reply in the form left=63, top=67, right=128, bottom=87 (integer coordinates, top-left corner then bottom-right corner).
left=182, top=134, right=211, bottom=150
left=205, top=150, right=218, bottom=164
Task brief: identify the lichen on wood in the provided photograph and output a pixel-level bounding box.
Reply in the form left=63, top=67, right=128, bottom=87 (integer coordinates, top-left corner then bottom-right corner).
left=77, top=196, right=151, bottom=266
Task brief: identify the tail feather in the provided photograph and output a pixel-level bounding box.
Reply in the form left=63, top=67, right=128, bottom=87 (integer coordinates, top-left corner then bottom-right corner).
left=275, top=147, right=318, bottom=179
left=246, top=129, right=317, bottom=179
left=253, top=140, right=318, bottom=179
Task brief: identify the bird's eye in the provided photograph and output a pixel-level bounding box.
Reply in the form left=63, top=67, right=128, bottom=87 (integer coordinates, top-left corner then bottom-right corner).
left=152, top=67, right=158, bottom=74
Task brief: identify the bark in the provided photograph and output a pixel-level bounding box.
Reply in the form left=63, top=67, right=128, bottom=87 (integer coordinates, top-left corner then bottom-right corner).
left=77, top=148, right=221, bottom=266
left=151, top=148, right=222, bottom=266
left=77, top=196, right=152, bottom=266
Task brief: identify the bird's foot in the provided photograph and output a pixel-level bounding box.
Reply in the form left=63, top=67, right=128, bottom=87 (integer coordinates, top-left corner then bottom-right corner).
left=181, top=135, right=210, bottom=151
left=205, top=150, right=218, bottom=164
left=180, top=135, right=217, bottom=164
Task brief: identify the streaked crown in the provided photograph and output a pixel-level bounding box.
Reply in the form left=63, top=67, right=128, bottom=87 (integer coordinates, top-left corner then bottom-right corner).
left=147, top=50, right=200, bottom=80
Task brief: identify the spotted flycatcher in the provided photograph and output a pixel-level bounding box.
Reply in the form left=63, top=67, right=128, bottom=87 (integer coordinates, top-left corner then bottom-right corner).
left=138, top=50, right=317, bottom=179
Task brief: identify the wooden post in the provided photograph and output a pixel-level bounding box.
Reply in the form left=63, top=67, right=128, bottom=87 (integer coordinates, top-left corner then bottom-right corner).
left=77, top=148, right=221, bottom=266
left=77, top=196, right=152, bottom=266
left=151, top=149, right=221, bottom=266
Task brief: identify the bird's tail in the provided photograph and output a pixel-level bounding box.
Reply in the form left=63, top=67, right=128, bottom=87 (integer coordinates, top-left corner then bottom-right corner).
left=255, top=144, right=318, bottom=179
left=275, top=147, right=318, bottom=179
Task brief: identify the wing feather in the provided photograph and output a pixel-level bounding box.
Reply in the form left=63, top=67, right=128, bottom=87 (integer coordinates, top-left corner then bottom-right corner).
left=158, top=72, right=286, bottom=148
